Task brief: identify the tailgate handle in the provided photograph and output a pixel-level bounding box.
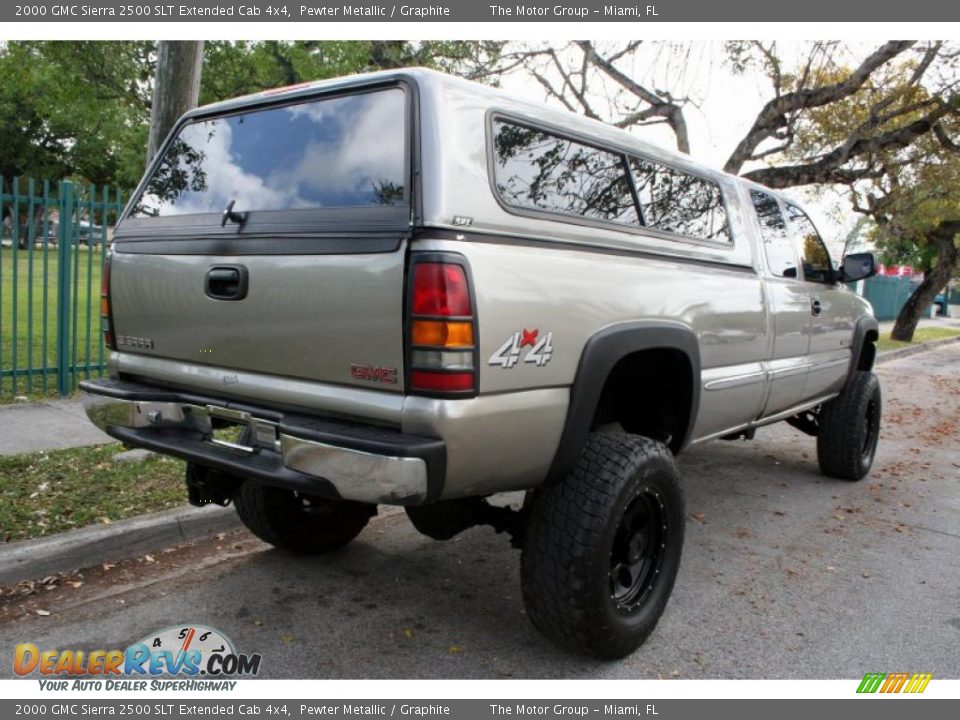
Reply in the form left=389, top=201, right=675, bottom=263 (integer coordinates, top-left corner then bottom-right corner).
left=205, top=265, right=248, bottom=301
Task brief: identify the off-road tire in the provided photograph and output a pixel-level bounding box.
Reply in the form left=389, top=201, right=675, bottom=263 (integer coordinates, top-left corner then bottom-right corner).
left=234, top=483, right=376, bottom=555
left=521, top=432, right=685, bottom=659
left=817, top=370, right=882, bottom=481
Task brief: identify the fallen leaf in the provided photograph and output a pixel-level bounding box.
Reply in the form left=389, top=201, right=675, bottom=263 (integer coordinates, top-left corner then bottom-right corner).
left=862, top=571, right=872, bottom=579
left=402, top=628, right=415, bottom=639
left=144, top=555, right=155, bottom=563
left=773, top=510, right=786, bottom=516
left=281, top=634, right=295, bottom=644
left=36, top=609, right=51, bottom=616
left=68, top=581, right=83, bottom=589
left=690, top=512, right=705, bottom=522
left=448, top=645, right=463, bottom=654
left=102, top=562, right=116, bottom=571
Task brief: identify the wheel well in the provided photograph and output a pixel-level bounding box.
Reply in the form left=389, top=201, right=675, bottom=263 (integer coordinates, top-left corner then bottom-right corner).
left=590, top=349, right=693, bottom=454
left=858, top=329, right=879, bottom=371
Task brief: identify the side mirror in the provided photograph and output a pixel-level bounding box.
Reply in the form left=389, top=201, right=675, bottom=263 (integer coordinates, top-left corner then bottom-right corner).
left=839, top=252, right=877, bottom=283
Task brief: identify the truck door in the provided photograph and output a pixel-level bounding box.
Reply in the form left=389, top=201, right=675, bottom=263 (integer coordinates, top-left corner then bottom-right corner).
left=782, top=203, right=857, bottom=400
left=750, top=190, right=811, bottom=416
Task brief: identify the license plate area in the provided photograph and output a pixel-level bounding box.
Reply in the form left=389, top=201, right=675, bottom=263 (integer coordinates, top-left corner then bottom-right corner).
left=205, top=405, right=279, bottom=453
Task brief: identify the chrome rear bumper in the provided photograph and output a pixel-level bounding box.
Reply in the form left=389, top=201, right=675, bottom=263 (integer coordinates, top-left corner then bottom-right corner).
left=80, top=379, right=444, bottom=505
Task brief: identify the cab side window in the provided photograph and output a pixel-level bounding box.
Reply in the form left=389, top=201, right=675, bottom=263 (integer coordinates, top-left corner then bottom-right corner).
left=785, top=204, right=834, bottom=284
left=750, top=190, right=797, bottom=279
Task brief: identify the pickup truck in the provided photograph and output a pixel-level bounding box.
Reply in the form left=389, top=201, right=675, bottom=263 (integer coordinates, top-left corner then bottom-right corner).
left=82, top=68, right=881, bottom=659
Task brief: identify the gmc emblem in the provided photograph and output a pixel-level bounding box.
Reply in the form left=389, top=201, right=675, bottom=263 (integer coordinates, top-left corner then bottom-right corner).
left=350, top=364, right=398, bottom=384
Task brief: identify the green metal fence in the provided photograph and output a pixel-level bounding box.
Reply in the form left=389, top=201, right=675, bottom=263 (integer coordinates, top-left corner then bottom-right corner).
left=1, top=177, right=127, bottom=400
left=862, top=275, right=935, bottom=322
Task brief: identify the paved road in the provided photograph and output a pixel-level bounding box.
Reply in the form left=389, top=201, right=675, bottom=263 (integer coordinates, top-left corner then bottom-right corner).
left=2, top=345, right=959, bottom=679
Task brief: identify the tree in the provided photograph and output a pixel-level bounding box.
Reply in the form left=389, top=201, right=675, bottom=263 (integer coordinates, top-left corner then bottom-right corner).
left=146, top=42, right=204, bottom=165
left=0, top=41, right=154, bottom=188
left=865, top=149, right=960, bottom=340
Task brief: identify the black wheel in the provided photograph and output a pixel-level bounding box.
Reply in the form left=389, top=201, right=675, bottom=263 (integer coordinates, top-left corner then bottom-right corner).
left=521, top=432, right=685, bottom=659
left=234, top=483, right=376, bottom=555
left=817, top=370, right=882, bottom=481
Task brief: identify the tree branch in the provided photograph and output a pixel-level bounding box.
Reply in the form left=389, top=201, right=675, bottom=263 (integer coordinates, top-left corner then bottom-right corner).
left=724, top=40, right=916, bottom=174
left=742, top=102, right=954, bottom=188
left=577, top=41, right=691, bottom=153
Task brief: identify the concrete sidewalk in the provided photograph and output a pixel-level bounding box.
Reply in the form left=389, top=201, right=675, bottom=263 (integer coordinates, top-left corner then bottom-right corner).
left=2, top=314, right=959, bottom=458
left=0, top=397, right=111, bottom=456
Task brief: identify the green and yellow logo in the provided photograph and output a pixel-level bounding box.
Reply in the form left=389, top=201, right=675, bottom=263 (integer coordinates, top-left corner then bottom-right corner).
left=857, top=672, right=932, bottom=694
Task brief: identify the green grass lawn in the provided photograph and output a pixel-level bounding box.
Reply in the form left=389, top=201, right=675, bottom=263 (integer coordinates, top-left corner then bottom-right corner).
left=876, top=326, right=960, bottom=353
left=0, top=443, right=186, bottom=543
left=0, top=244, right=106, bottom=401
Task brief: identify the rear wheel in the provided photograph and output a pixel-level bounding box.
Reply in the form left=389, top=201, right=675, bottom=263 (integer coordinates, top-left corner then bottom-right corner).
left=521, top=432, right=685, bottom=659
left=234, top=483, right=376, bottom=555
left=817, top=370, right=882, bottom=481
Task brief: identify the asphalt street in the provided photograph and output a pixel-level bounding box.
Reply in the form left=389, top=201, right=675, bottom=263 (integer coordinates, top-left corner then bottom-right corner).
left=2, top=344, right=959, bottom=679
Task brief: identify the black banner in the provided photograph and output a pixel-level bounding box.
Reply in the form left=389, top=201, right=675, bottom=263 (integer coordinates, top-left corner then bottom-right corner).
left=0, top=700, right=958, bottom=720
left=5, top=0, right=959, bottom=22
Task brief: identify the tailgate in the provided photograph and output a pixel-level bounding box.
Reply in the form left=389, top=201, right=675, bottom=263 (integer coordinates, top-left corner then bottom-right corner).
left=109, top=82, right=413, bottom=393
left=110, top=246, right=406, bottom=391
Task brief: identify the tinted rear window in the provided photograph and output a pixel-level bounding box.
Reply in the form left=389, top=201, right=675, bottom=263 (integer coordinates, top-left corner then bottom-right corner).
left=132, top=88, right=406, bottom=218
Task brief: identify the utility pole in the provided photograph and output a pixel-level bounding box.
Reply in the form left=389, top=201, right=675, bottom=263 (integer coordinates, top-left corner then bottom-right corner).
left=146, top=41, right=204, bottom=165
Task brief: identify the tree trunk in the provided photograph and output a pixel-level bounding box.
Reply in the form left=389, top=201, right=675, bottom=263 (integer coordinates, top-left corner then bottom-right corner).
left=146, top=41, right=204, bottom=165
left=890, top=221, right=960, bottom=342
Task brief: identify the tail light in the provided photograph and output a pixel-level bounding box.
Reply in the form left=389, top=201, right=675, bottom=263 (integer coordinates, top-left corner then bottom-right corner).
left=407, top=256, right=477, bottom=396
left=101, top=254, right=115, bottom=350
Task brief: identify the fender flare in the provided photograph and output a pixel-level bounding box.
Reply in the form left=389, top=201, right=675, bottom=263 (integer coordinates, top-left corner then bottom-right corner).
left=849, top=315, right=880, bottom=379
left=546, top=320, right=701, bottom=482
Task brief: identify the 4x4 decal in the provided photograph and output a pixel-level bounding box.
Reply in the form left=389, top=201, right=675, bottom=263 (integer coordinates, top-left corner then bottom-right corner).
left=489, top=329, right=554, bottom=368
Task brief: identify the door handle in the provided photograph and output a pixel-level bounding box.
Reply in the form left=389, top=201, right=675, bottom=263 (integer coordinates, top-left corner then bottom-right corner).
left=811, top=298, right=822, bottom=316
left=205, top=265, right=248, bottom=301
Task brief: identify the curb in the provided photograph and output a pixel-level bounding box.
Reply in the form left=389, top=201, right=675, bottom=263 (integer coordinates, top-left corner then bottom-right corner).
left=0, top=504, right=242, bottom=588
left=875, top=334, right=960, bottom=365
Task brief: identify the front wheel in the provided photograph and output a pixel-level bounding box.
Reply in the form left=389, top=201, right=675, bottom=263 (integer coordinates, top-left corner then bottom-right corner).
left=234, top=483, right=376, bottom=555
left=817, top=370, right=882, bottom=481
left=521, top=432, right=685, bottom=659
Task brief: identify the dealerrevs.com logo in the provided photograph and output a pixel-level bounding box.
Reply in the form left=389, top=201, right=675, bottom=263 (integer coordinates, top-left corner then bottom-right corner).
left=14, top=625, right=261, bottom=690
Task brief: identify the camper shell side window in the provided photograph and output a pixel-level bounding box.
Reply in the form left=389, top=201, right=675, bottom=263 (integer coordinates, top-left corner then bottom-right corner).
left=488, top=115, right=733, bottom=247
